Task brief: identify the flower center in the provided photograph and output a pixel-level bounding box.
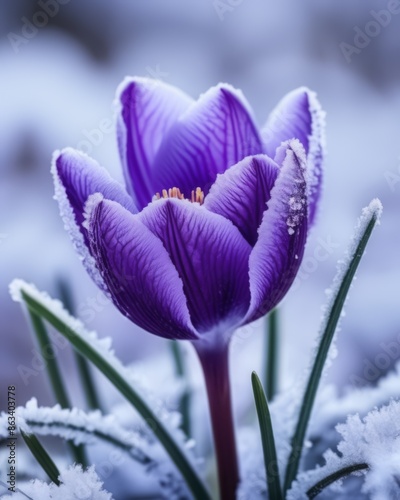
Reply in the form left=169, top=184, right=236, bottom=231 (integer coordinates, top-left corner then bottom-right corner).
left=153, top=187, right=204, bottom=204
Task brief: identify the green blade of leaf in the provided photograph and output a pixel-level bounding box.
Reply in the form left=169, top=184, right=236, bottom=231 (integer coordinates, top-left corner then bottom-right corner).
left=265, top=308, right=279, bottom=401
left=28, top=310, right=70, bottom=409
left=23, top=419, right=153, bottom=466
left=74, top=352, right=102, bottom=411
left=307, top=463, right=368, bottom=499
left=252, top=371, right=283, bottom=500
left=27, top=309, right=87, bottom=467
left=169, top=341, right=191, bottom=437
left=21, top=430, right=61, bottom=485
left=57, top=277, right=101, bottom=411
left=170, top=340, right=185, bottom=377
left=19, top=288, right=211, bottom=500
left=283, top=201, right=382, bottom=494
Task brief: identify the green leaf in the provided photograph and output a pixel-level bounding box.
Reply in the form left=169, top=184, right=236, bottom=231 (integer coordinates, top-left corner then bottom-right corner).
left=265, top=308, right=279, bottom=401
left=283, top=200, right=382, bottom=494
left=56, top=277, right=101, bottom=411
left=74, top=352, right=102, bottom=411
left=21, top=430, right=61, bottom=485
left=18, top=287, right=211, bottom=500
left=27, top=308, right=87, bottom=467
left=307, top=463, right=368, bottom=499
left=170, top=340, right=185, bottom=377
left=20, top=417, right=153, bottom=467
left=169, top=341, right=191, bottom=437
left=28, top=309, right=71, bottom=409
left=252, top=371, right=283, bottom=500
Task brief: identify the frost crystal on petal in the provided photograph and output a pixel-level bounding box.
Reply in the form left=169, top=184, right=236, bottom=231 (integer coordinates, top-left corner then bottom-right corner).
left=82, top=193, right=105, bottom=230
left=305, top=88, right=326, bottom=223
left=282, top=139, right=307, bottom=235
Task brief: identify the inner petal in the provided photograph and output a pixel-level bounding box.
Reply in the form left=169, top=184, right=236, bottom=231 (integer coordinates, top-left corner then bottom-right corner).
left=204, top=154, right=279, bottom=246
left=150, top=84, right=263, bottom=200
left=139, top=198, right=252, bottom=334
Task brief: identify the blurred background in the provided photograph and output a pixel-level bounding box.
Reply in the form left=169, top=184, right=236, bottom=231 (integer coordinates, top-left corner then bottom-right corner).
left=1, top=0, right=399, bottom=425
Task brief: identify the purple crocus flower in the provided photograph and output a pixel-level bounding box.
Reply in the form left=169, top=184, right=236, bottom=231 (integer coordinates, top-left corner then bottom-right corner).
left=52, top=77, right=325, bottom=500
left=53, top=78, right=325, bottom=343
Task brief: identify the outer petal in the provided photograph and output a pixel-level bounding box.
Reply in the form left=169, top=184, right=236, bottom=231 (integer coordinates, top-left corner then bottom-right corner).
left=139, top=198, right=252, bottom=335
left=151, top=84, right=263, bottom=199
left=85, top=195, right=198, bottom=340
left=245, top=140, right=308, bottom=323
left=262, top=88, right=326, bottom=225
left=204, top=154, right=279, bottom=246
left=53, top=148, right=137, bottom=227
left=52, top=148, right=137, bottom=291
left=116, top=77, right=193, bottom=209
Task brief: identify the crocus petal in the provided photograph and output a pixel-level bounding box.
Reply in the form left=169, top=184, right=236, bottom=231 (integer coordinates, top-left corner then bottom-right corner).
left=53, top=147, right=137, bottom=227
left=151, top=84, right=263, bottom=199
left=204, top=154, right=279, bottom=246
left=262, top=87, right=326, bottom=225
left=245, top=140, right=308, bottom=323
left=85, top=195, right=198, bottom=340
left=139, top=198, right=252, bottom=336
left=52, top=148, right=137, bottom=291
left=116, top=77, right=193, bottom=209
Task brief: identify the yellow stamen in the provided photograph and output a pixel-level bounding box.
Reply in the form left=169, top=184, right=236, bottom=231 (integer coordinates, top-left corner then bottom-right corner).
left=191, top=187, right=204, bottom=204
left=153, top=186, right=204, bottom=205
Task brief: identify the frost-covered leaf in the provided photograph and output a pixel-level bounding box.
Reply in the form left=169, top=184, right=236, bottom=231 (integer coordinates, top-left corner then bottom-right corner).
left=0, top=399, right=191, bottom=499
left=288, top=400, right=400, bottom=499
left=239, top=199, right=384, bottom=499
left=317, top=198, right=382, bottom=372
left=9, top=280, right=207, bottom=499
left=9, top=280, right=187, bottom=435
left=312, top=362, right=400, bottom=439
left=1, top=464, right=113, bottom=500
left=284, top=199, right=383, bottom=493
left=239, top=361, right=400, bottom=500
left=0, top=399, right=153, bottom=463
left=237, top=387, right=300, bottom=500
left=251, top=372, right=283, bottom=500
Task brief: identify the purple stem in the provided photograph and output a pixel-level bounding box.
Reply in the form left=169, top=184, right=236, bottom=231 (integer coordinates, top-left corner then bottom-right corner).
left=195, top=341, right=239, bottom=500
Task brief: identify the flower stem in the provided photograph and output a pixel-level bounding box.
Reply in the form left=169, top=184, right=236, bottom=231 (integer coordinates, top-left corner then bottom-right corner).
left=195, top=342, right=239, bottom=500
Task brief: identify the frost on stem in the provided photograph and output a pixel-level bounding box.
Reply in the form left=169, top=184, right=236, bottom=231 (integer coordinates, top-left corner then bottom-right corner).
left=1, top=464, right=113, bottom=500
